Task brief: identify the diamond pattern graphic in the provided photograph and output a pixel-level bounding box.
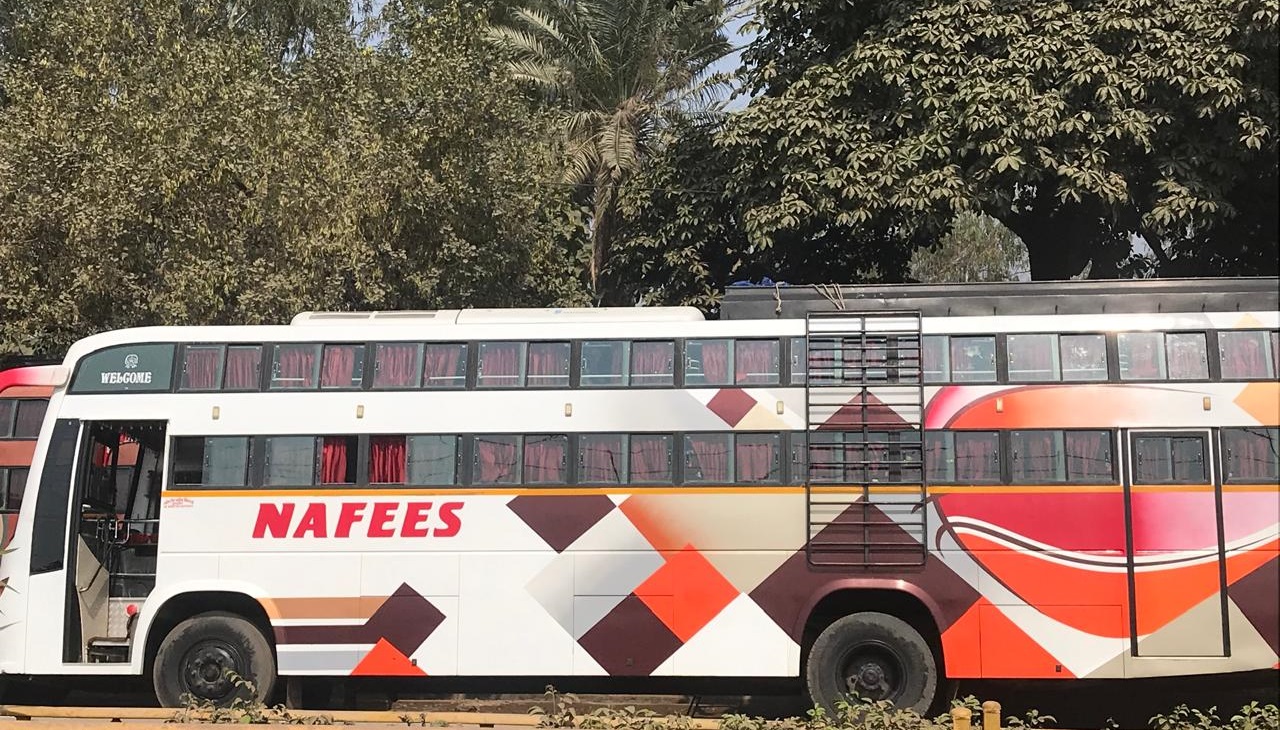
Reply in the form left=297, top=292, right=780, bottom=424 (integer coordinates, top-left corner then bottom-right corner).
left=818, top=390, right=909, bottom=430
left=508, top=494, right=616, bottom=552
left=706, top=388, right=756, bottom=427
left=578, top=594, right=682, bottom=676
left=635, top=545, right=739, bottom=642
left=276, top=582, right=445, bottom=658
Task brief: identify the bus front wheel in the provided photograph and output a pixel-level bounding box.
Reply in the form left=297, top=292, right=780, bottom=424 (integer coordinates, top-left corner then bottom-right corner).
left=153, top=611, right=277, bottom=709
left=805, top=612, right=937, bottom=715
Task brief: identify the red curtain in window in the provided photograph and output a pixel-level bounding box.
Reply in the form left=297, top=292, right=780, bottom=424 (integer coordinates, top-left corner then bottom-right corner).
left=370, top=436, right=407, bottom=483
left=528, top=345, right=568, bottom=386
left=1226, top=430, right=1275, bottom=481
left=630, top=437, right=668, bottom=481
left=735, top=342, right=774, bottom=384
left=321, top=347, right=358, bottom=388
left=1066, top=432, right=1110, bottom=481
left=689, top=436, right=729, bottom=481
left=1011, top=338, right=1052, bottom=375
left=375, top=345, right=419, bottom=387
left=1222, top=336, right=1265, bottom=379
left=1014, top=432, right=1055, bottom=481
left=701, top=343, right=729, bottom=383
left=278, top=347, right=317, bottom=388
left=957, top=435, right=997, bottom=481
left=184, top=349, right=220, bottom=389
left=320, top=437, right=350, bottom=484
left=1127, top=337, right=1160, bottom=378
left=925, top=436, right=947, bottom=483
left=525, top=437, right=566, bottom=482
left=1167, top=337, right=1205, bottom=379
left=737, top=440, right=774, bottom=481
left=479, top=345, right=519, bottom=383
left=477, top=438, right=517, bottom=482
left=225, top=348, right=261, bottom=389
left=424, top=345, right=463, bottom=386
left=632, top=342, right=672, bottom=380
left=583, top=437, right=625, bottom=482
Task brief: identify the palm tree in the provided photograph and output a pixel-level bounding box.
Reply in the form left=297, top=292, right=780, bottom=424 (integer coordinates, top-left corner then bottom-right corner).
left=489, top=0, right=741, bottom=304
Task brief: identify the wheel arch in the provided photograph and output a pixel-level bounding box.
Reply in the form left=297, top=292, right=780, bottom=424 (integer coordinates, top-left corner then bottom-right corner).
left=141, top=590, right=276, bottom=674
left=796, top=580, right=947, bottom=668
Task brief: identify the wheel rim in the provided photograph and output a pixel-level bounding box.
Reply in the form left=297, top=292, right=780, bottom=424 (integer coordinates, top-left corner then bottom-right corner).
left=180, top=639, right=246, bottom=703
left=838, top=640, right=907, bottom=704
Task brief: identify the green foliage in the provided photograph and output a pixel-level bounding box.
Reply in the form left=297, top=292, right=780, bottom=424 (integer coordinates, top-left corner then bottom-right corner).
left=488, top=0, right=740, bottom=303
left=0, top=0, right=586, bottom=355
left=1149, top=702, right=1280, bottom=730
left=908, top=212, right=1029, bottom=283
left=724, top=0, right=1279, bottom=280
left=167, top=672, right=338, bottom=724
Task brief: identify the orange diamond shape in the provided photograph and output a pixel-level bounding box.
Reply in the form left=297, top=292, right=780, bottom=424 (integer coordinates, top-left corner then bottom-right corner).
left=635, top=544, right=739, bottom=642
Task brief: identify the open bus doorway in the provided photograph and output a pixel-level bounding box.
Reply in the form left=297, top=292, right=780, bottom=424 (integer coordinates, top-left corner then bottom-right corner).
left=69, top=420, right=165, bottom=664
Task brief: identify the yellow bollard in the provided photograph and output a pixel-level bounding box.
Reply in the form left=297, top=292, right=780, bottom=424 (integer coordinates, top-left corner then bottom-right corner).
left=983, top=701, right=1002, bottom=730
left=951, top=706, right=973, bottom=730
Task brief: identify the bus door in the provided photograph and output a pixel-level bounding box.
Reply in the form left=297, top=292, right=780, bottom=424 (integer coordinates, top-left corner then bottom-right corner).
left=66, top=419, right=166, bottom=664
left=1123, top=428, right=1228, bottom=657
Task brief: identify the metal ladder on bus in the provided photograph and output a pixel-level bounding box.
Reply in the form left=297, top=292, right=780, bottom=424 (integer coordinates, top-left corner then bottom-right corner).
left=804, top=311, right=928, bottom=567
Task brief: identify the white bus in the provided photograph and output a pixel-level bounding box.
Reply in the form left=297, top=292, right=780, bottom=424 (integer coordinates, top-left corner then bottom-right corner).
left=0, top=278, right=1276, bottom=712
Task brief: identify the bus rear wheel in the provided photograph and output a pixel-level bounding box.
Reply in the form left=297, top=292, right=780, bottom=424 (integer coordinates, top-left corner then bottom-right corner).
left=805, top=612, right=937, bottom=715
left=153, top=611, right=276, bottom=709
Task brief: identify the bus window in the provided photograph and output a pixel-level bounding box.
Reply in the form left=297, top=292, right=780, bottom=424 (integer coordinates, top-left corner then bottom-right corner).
left=949, top=337, right=996, bottom=383
left=735, top=340, right=780, bottom=385
left=319, top=345, right=365, bottom=389
left=789, top=337, right=807, bottom=384
left=179, top=346, right=225, bottom=391
left=685, top=340, right=733, bottom=386
left=1222, top=428, right=1279, bottom=483
left=408, top=435, right=459, bottom=485
left=1007, top=334, right=1060, bottom=382
left=526, top=343, right=571, bottom=388
left=736, top=433, right=781, bottom=483
left=373, top=343, right=423, bottom=389
left=1064, top=430, right=1114, bottom=482
left=1133, top=434, right=1207, bottom=483
left=270, top=344, right=321, bottom=389
left=1, top=467, right=26, bottom=511
left=1219, top=331, right=1276, bottom=379
left=1118, top=333, right=1166, bottom=380
left=524, top=435, right=568, bottom=483
left=630, top=434, right=673, bottom=483
left=224, top=346, right=263, bottom=390
left=581, top=341, right=628, bottom=387
left=477, top=343, right=525, bottom=388
left=1061, top=334, right=1107, bottom=381
left=423, top=343, right=467, bottom=389
left=685, top=433, right=732, bottom=483
left=1010, top=430, right=1066, bottom=482
left=474, top=435, right=521, bottom=484
left=13, top=400, right=47, bottom=438
left=264, top=436, right=318, bottom=485
left=927, top=432, right=1000, bottom=482
left=171, top=437, right=251, bottom=488
left=922, top=336, right=949, bottom=383
left=631, top=341, right=675, bottom=387
left=579, top=434, right=627, bottom=484
left=1166, top=333, right=1208, bottom=380
left=318, top=436, right=357, bottom=484
left=0, top=400, right=12, bottom=436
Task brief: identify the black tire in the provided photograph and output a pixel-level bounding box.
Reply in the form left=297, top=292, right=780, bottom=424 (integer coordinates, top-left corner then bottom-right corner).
left=805, top=612, right=938, bottom=715
left=152, top=611, right=277, bottom=709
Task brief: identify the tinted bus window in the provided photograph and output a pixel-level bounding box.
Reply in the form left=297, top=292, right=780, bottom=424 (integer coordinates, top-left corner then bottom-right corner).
left=735, top=340, right=780, bottom=385
left=423, top=344, right=467, bottom=388
left=172, top=437, right=251, bottom=487
left=264, top=436, right=318, bottom=485
left=1219, top=331, right=1276, bottom=379
left=581, top=341, right=628, bottom=387
left=179, top=346, right=225, bottom=391
left=1133, top=435, right=1206, bottom=484
left=524, top=435, right=568, bottom=483
left=14, top=400, right=47, bottom=438
left=685, top=433, right=732, bottom=482
left=224, top=346, right=263, bottom=390
left=1061, top=334, right=1107, bottom=381
left=373, top=343, right=423, bottom=389
left=736, top=433, right=781, bottom=483
left=685, top=340, right=733, bottom=386
left=527, top=343, right=571, bottom=388
left=477, top=343, right=526, bottom=388
left=1064, top=431, right=1114, bottom=482
left=922, top=336, right=949, bottom=383
left=580, top=434, right=627, bottom=483
left=270, top=345, right=321, bottom=390
left=1007, top=334, right=1060, bottom=382
left=1166, top=333, right=1208, bottom=380
left=70, top=344, right=175, bottom=393
left=0, top=400, right=13, bottom=436
left=950, top=337, right=996, bottom=383
left=1010, top=430, right=1066, bottom=482
left=1223, top=428, right=1279, bottom=483
left=630, top=434, right=673, bottom=483
left=474, top=435, right=521, bottom=484
left=631, top=341, right=675, bottom=386
left=320, top=345, right=365, bottom=389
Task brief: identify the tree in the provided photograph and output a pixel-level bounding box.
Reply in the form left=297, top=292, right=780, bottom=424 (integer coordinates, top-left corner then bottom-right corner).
left=908, top=213, right=1029, bottom=283
left=488, top=0, right=739, bottom=304
left=0, top=0, right=586, bottom=355
left=721, top=0, right=1279, bottom=280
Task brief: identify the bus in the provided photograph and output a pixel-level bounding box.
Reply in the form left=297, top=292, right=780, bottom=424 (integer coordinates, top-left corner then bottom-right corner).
left=0, top=278, right=1275, bottom=713
left=0, top=358, right=58, bottom=546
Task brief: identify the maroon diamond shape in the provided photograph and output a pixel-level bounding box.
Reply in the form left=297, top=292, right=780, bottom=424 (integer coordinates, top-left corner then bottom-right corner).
left=578, top=594, right=682, bottom=676
left=707, top=389, right=756, bottom=426
left=508, top=494, right=616, bottom=552
left=1227, top=556, right=1278, bottom=655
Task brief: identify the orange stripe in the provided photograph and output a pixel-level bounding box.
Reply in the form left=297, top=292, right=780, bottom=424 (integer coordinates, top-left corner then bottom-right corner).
left=0, top=440, right=37, bottom=468
left=0, top=387, right=52, bottom=398
left=262, top=595, right=386, bottom=620
left=161, top=483, right=1277, bottom=499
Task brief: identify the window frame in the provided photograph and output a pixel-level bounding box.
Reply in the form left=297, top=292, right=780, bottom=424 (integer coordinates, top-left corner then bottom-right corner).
left=1217, top=329, right=1278, bottom=381
left=177, top=344, right=228, bottom=393
left=924, top=430, right=1002, bottom=484
left=628, top=340, right=677, bottom=388
left=1129, top=431, right=1211, bottom=486
left=1221, top=427, right=1280, bottom=485
left=168, top=435, right=256, bottom=490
